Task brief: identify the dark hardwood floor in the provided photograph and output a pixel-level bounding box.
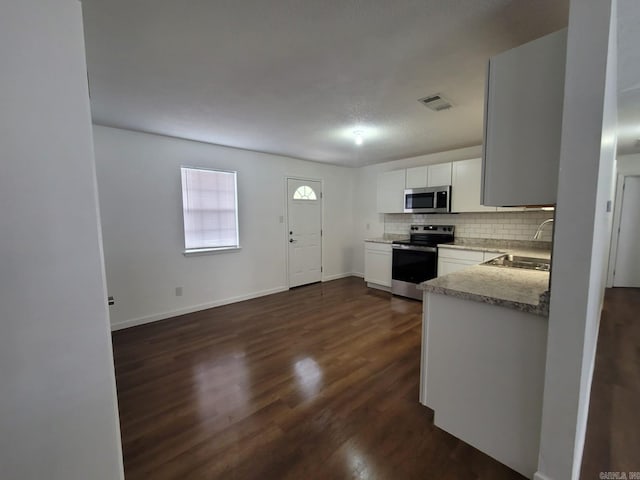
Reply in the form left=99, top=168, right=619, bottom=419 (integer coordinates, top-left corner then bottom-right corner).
left=581, top=288, right=640, bottom=479
left=112, top=277, right=524, bottom=479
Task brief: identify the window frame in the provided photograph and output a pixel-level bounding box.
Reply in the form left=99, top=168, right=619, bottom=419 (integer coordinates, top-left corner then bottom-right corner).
left=180, top=166, right=241, bottom=256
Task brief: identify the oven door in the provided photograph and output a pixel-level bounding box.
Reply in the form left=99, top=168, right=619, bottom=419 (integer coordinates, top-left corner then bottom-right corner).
left=391, top=245, right=438, bottom=300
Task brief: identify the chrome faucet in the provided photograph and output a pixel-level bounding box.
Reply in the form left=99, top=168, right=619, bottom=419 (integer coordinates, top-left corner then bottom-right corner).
left=533, top=218, right=554, bottom=240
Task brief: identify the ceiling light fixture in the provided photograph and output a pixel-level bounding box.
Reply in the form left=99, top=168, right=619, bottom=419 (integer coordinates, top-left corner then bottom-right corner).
left=354, top=130, right=364, bottom=146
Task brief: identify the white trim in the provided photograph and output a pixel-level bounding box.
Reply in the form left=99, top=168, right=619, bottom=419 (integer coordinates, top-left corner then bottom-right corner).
left=351, top=271, right=364, bottom=278
left=110, top=286, right=288, bottom=331
left=606, top=174, right=625, bottom=286
left=322, top=272, right=354, bottom=281
left=570, top=315, right=600, bottom=480
left=533, top=471, right=554, bottom=480
left=183, top=246, right=241, bottom=256
left=180, top=166, right=240, bottom=252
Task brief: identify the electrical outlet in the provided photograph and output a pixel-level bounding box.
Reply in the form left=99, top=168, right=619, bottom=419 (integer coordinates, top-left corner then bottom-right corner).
left=108, top=296, right=115, bottom=306
left=175, top=286, right=183, bottom=297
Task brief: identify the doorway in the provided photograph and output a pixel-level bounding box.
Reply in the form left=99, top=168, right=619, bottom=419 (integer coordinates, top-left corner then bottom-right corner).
left=286, top=178, right=322, bottom=288
left=613, top=176, right=640, bottom=287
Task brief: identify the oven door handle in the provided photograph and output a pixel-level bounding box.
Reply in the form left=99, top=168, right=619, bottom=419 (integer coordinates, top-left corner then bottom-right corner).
left=392, top=244, right=437, bottom=253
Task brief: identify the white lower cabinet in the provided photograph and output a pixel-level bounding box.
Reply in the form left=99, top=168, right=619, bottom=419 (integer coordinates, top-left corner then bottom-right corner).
left=422, top=292, right=547, bottom=478
left=364, top=242, right=392, bottom=288
left=438, top=247, right=503, bottom=276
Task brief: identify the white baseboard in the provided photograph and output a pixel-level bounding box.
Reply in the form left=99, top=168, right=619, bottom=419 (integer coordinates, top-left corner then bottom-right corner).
left=534, top=471, right=554, bottom=480
left=111, top=273, right=365, bottom=331
left=322, top=272, right=354, bottom=281
left=351, top=271, right=364, bottom=278
left=110, top=286, right=288, bottom=331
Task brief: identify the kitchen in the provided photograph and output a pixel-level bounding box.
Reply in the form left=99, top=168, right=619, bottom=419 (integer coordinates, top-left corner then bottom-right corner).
left=2, top=1, right=638, bottom=480
left=360, top=30, right=562, bottom=478
left=358, top=13, right=637, bottom=477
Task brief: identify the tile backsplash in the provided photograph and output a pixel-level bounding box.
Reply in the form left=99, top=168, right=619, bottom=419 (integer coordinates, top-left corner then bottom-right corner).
left=384, top=210, right=555, bottom=242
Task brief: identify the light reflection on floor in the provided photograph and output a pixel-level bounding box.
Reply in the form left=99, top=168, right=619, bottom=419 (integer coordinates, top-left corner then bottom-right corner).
left=193, top=352, right=249, bottom=421
left=293, top=356, right=323, bottom=400
left=345, top=444, right=376, bottom=479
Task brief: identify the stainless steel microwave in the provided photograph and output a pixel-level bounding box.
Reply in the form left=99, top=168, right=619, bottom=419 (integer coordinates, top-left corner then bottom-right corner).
left=404, top=186, right=451, bottom=213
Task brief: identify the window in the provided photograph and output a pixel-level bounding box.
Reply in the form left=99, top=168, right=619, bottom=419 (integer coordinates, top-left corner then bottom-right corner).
left=293, top=185, right=317, bottom=200
left=180, top=167, right=239, bottom=253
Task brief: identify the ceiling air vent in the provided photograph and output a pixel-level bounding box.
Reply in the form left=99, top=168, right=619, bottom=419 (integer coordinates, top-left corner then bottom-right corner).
left=418, top=94, right=453, bottom=112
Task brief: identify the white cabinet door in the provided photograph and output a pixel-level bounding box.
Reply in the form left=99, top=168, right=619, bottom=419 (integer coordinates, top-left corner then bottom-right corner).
left=438, top=247, right=485, bottom=263
left=428, top=162, right=452, bottom=187
left=406, top=163, right=453, bottom=189
left=452, top=158, right=496, bottom=213
left=438, top=259, right=477, bottom=276
left=437, top=247, right=506, bottom=277
left=483, top=29, right=566, bottom=206
left=364, top=243, right=392, bottom=287
left=406, top=166, right=429, bottom=189
left=377, top=170, right=406, bottom=213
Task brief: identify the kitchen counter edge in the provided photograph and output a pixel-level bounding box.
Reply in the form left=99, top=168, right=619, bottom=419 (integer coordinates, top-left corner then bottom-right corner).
left=364, top=235, right=409, bottom=244
left=419, top=265, right=550, bottom=317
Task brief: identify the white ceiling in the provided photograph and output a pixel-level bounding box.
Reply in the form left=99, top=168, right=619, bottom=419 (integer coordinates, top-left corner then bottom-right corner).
left=82, top=0, right=570, bottom=166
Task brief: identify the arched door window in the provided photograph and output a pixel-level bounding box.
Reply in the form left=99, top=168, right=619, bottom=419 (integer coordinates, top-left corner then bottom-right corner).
left=293, top=185, right=317, bottom=200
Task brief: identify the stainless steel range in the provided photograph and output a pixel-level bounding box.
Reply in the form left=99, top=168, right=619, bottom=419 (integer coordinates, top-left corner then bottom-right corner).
left=391, top=224, right=454, bottom=300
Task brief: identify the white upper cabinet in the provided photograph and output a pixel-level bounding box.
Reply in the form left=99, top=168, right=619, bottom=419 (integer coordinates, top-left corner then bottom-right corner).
left=482, top=29, right=567, bottom=206
left=405, top=162, right=452, bottom=189
left=377, top=169, right=406, bottom=213
left=452, top=158, right=496, bottom=213
left=406, top=166, right=429, bottom=189
left=377, top=161, right=455, bottom=213
left=428, top=162, right=452, bottom=187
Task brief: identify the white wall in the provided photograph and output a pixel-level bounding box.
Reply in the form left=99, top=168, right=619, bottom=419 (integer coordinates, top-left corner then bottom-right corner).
left=0, top=2, right=123, bottom=479
left=536, top=1, right=617, bottom=479
left=352, top=146, right=483, bottom=274
left=93, top=126, right=356, bottom=329
left=617, top=152, right=640, bottom=174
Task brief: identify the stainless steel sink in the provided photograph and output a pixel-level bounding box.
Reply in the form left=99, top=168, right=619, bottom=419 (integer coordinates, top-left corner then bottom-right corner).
left=484, top=255, right=551, bottom=272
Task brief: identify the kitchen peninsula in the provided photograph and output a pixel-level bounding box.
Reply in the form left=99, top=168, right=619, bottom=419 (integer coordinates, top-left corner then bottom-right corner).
left=419, top=245, right=551, bottom=479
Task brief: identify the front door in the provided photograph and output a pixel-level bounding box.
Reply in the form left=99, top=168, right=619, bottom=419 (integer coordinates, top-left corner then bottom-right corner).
left=287, top=178, right=322, bottom=288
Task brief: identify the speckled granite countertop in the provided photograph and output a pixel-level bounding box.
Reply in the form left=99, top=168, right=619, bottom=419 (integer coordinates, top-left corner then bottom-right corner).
left=420, top=264, right=550, bottom=316
left=438, top=238, right=552, bottom=260
left=364, top=234, right=409, bottom=244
